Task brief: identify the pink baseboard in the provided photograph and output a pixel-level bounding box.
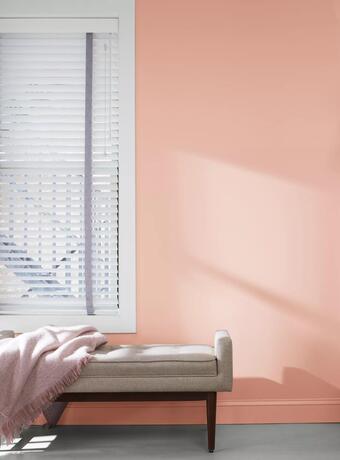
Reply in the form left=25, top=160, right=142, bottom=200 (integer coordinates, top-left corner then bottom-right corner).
left=35, top=398, right=340, bottom=426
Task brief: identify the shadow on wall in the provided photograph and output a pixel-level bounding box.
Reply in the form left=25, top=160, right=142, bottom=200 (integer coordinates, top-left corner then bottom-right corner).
left=219, top=367, right=340, bottom=424
left=188, top=256, right=340, bottom=342
left=230, top=367, right=340, bottom=401
left=187, top=255, right=340, bottom=399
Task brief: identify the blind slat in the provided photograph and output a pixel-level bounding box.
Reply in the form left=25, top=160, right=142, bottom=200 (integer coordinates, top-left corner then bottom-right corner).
left=0, top=31, right=119, bottom=313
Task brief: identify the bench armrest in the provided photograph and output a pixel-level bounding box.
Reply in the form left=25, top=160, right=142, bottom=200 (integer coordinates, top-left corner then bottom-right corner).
left=0, top=330, right=15, bottom=340
left=214, top=330, right=233, bottom=391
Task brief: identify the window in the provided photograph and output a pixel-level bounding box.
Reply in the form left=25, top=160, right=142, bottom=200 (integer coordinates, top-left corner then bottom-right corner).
left=0, top=2, right=135, bottom=332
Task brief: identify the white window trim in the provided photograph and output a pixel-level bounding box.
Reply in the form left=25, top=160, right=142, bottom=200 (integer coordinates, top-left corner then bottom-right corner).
left=0, top=0, right=136, bottom=333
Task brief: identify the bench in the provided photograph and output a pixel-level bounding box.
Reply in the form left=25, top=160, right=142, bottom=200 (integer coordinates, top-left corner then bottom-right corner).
left=1, top=329, right=233, bottom=452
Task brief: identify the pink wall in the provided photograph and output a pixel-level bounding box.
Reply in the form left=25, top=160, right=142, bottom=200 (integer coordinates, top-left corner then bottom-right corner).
left=61, top=0, right=340, bottom=424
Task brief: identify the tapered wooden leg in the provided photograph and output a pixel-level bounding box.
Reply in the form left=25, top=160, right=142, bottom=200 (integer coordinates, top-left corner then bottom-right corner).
left=43, top=402, right=67, bottom=428
left=206, top=392, right=217, bottom=453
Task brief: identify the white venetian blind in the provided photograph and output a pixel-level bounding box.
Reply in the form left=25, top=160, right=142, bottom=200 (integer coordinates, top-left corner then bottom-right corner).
left=0, top=29, right=119, bottom=315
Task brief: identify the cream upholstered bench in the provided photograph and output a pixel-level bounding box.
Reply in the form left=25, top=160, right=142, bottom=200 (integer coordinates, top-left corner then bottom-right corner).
left=2, top=329, right=232, bottom=452
left=47, top=330, right=233, bottom=452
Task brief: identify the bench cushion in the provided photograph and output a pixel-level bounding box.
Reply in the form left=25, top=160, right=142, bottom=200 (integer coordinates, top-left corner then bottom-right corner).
left=65, top=331, right=232, bottom=392
left=81, top=344, right=217, bottom=378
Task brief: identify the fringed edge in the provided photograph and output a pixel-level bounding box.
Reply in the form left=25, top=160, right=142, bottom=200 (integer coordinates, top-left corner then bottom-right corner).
left=0, top=354, right=91, bottom=445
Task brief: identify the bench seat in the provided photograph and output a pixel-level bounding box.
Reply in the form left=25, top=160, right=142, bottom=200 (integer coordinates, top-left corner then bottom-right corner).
left=56, top=330, right=233, bottom=451
left=70, top=345, right=217, bottom=382
left=66, top=331, right=232, bottom=396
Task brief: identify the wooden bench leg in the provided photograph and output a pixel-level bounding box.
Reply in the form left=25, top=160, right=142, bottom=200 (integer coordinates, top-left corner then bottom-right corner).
left=43, top=402, right=67, bottom=428
left=206, top=392, right=217, bottom=453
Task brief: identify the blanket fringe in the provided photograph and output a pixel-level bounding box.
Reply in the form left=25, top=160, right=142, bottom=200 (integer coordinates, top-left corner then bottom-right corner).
left=0, top=354, right=91, bottom=445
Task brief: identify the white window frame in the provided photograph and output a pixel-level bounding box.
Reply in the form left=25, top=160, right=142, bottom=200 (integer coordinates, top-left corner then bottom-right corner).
left=0, top=0, right=136, bottom=333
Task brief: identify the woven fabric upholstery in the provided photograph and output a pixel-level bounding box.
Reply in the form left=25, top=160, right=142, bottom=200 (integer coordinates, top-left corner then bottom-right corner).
left=79, top=344, right=217, bottom=379
left=65, top=331, right=233, bottom=393
left=0, top=330, right=15, bottom=340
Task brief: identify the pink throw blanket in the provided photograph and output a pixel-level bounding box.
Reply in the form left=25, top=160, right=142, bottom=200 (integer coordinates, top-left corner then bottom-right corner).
left=0, top=325, right=107, bottom=442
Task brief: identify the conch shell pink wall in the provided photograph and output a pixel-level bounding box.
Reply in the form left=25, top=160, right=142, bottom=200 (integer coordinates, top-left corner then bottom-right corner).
left=60, top=0, right=340, bottom=424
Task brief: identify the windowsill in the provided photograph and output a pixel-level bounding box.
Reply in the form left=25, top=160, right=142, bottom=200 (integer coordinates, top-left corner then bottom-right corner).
left=0, top=313, right=136, bottom=333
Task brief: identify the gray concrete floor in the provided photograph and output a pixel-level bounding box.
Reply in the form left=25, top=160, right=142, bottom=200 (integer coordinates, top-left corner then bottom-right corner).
left=1, top=424, right=340, bottom=459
